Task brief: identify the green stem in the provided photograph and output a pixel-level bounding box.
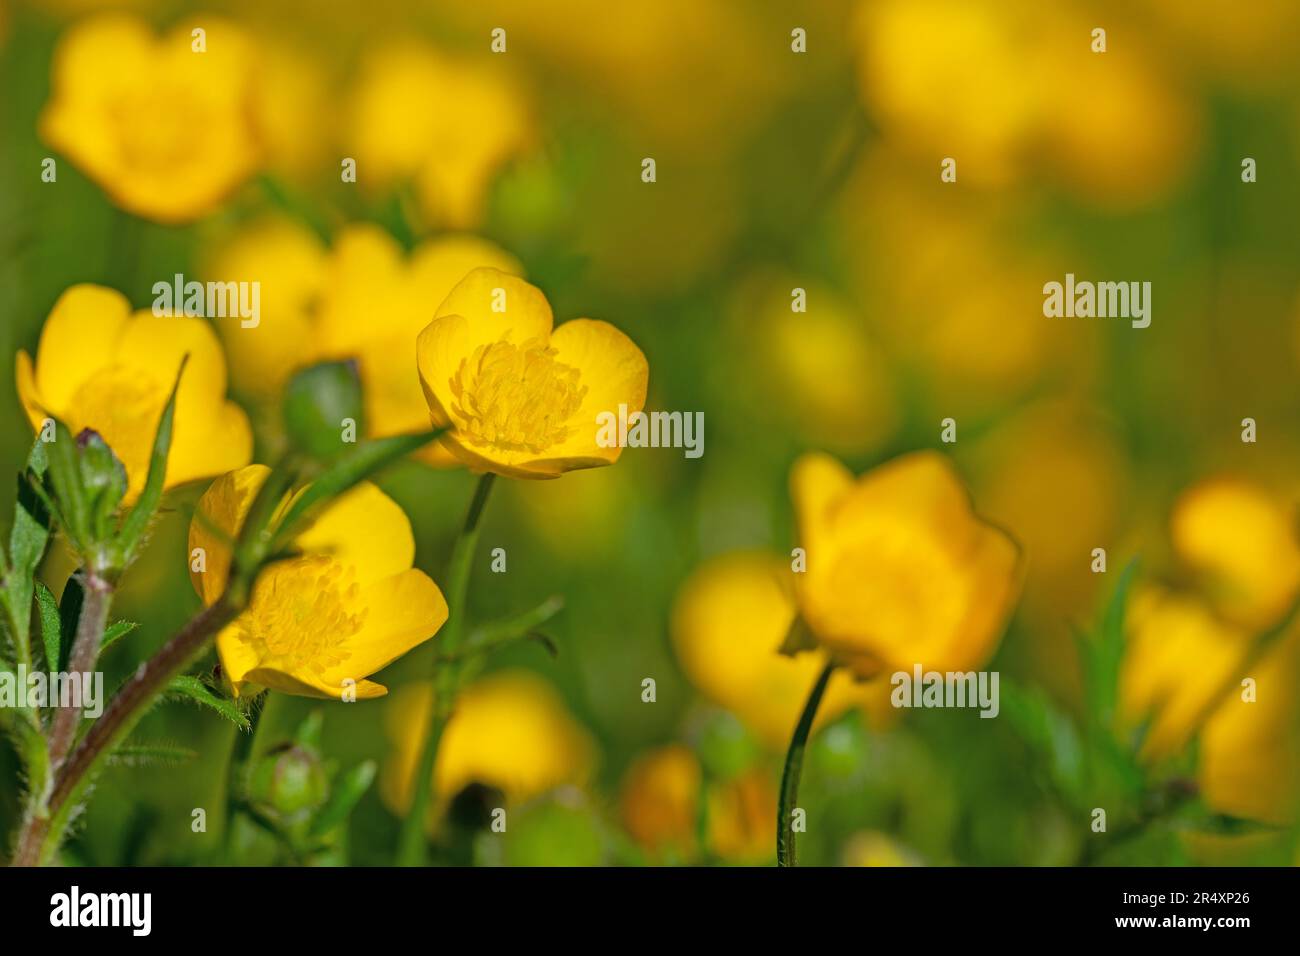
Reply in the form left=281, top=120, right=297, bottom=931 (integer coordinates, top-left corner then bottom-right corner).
left=219, top=694, right=268, bottom=864
left=777, top=662, right=835, bottom=867
left=46, top=570, right=112, bottom=771
left=396, top=472, right=496, bottom=866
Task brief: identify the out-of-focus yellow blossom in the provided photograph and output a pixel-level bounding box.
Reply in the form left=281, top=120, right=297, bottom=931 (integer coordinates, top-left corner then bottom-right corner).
left=15, top=284, right=252, bottom=501
left=382, top=671, right=596, bottom=815
left=203, top=217, right=328, bottom=402
left=1137, top=0, right=1300, bottom=91
left=790, top=451, right=1022, bottom=677
left=731, top=276, right=897, bottom=457
left=1121, top=588, right=1300, bottom=825
left=347, top=42, right=532, bottom=228
left=1119, top=587, right=1252, bottom=762
left=842, top=831, right=921, bottom=867
left=968, top=402, right=1127, bottom=696
left=1170, top=478, right=1300, bottom=630
left=854, top=0, right=1048, bottom=186
left=249, top=40, right=332, bottom=177
left=205, top=221, right=522, bottom=466
left=39, top=14, right=260, bottom=223
left=1199, top=631, right=1300, bottom=826
left=853, top=1, right=1199, bottom=207
left=189, top=464, right=447, bottom=699
left=671, top=552, right=885, bottom=749
left=1040, top=30, right=1200, bottom=210
left=417, top=269, right=648, bottom=479
left=618, top=744, right=774, bottom=863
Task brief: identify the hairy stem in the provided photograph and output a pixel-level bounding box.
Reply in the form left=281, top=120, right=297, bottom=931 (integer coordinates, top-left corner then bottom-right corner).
left=396, top=472, right=495, bottom=866
left=46, top=570, right=112, bottom=771
left=777, top=662, right=835, bottom=867
left=12, top=597, right=239, bottom=866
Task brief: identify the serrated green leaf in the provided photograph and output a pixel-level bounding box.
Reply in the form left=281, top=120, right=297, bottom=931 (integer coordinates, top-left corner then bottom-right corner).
left=310, top=760, right=377, bottom=838
left=166, top=675, right=250, bottom=731
left=1, top=440, right=54, bottom=659
left=109, top=741, right=198, bottom=767
left=101, top=619, right=140, bottom=655
left=35, top=582, right=61, bottom=672
left=117, top=356, right=186, bottom=564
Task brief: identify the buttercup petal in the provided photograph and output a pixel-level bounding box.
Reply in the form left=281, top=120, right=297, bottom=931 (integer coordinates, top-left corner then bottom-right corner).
left=292, top=481, right=416, bottom=586
left=32, top=285, right=131, bottom=412
left=323, top=569, right=448, bottom=683
left=189, top=464, right=271, bottom=604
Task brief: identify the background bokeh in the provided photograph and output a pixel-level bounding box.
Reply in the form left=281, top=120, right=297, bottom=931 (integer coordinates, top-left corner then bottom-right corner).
left=2, top=0, right=1299, bottom=865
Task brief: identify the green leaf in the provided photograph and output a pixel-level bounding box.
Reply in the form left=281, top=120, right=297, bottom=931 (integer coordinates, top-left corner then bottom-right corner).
left=283, top=361, right=365, bottom=461
left=1, top=439, right=54, bottom=659
left=35, top=582, right=61, bottom=672
left=310, top=760, right=377, bottom=838
left=999, top=678, right=1086, bottom=801
left=101, top=619, right=140, bottom=655
left=57, top=574, right=84, bottom=673
left=270, top=428, right=448, bottom=551
left=42, top=416, right=89, bottom=548
left=117, top=356, right=187, bottom=564
left=109, top=741, right=198, bottom=767
left=1079, top=557, right=1138, bottom=732
left=165, top=675, right=250, bottom=731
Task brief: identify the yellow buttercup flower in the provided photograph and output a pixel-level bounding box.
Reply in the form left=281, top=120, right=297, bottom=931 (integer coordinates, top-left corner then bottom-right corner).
left=16, top=284, right=252, bottom=501
left=39, top=14, right=260, bottom=223
left=790, top=451, right=1022, bottom=677
left=1170, top=477, right=1300, bottom=630
left=417, top=268, right=649, bottom=479
left=347, top=42, right=532, bottom=228
left=671, top=552, right=885, bottom=749
left=1119, top=587, right=1252, bottom=762
left=1120, top=588, right=1300, bottom=825
left=189, top=465, right=447, bottom=699
left=205, top=221, right=522, bottom=465
left=618, top=744, right=774, bottom=863
left=381, top=670, right=595, bottom=814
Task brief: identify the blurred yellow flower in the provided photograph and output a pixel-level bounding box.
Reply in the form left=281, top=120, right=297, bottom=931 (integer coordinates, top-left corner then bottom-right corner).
left=1120, top=587, right=1300, bottom=825
left=790, top=451, right=1022, bottom=677
left=618, top=744, right=774, bottom=863
left=382, top=670, right=595, bottom=814
left=730, top=276, right=897, bottom=457
left=853, top=0, right=1198, bottom=207
left=417, top=268, right=648, bottom=479
left=1171, top=477, right=1300, bottom=630
left=671, top=552, right=883, bottom=749
left=347, top=42, right=532, bottom=228
left=205, top=221, right=523, bottom=465
left=1120, top=587, right=1252, bottom=762
left=39, top=14, right=260, bottom=223
left=15, top=284, right=252, bottom=501
left=189, top=464, right=447, bottom=699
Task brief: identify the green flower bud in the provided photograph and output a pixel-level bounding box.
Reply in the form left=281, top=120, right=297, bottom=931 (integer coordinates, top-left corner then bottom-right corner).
left=248, top=743, right=329, bottom=826
left=283, top=360, right=365, bottom=462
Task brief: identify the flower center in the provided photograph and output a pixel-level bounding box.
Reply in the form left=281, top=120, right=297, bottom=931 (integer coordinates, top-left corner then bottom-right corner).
left=449, top=337, right=587, bottom=454
left=242, top=557, right=367, bottom=679
left=65, top=365, right=170, bottom=493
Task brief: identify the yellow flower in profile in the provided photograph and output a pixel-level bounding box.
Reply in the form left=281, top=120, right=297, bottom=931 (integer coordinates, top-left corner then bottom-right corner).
left=416, top=269, right=649, bottom=479
left=189, top=465, right=447, bottom=699
left=15, top=284, right=252, bottom=501
left=204, top=220, right=522, bottom=465
left=1120, top=589, right=1300, bottom=825
left=347, top=42, right=532, bottom=228
left=1170, top=477, right=1300, bottom=630
left=618, top=744, right=774, bottom=863
left=1119, top=587, right=1251, bottom=761
left=39, top=14, right=260, bottom=223
left=381, top=670, right=595, bottom=815
left=671, top=552, right=884, bottom=749
left=790, top=451, right=1022, bottom=677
